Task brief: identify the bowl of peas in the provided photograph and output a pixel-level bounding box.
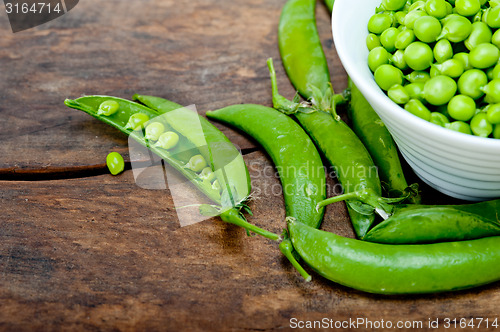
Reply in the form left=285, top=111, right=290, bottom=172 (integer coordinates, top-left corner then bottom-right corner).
left=332, top=0, right=500, bottom=201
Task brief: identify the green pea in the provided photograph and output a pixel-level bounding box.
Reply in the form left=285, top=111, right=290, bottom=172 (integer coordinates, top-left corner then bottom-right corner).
left=154, top=131, right=180, bottom=149
left=404, top=10, right=427, bottom=29
left=125, top=113, right=150, bottom=131
left=405, top=99, right=432, bottom=120
left=423, top=75, right=457, bottom=105
left=106, top=151, right=125, bottom=176
left=186, top=154, right=207, bottom=172
left=438, top=14, right=473, bottom=42
left=447, top=95, right=477, bottom=121
left=430, top=112, right=451, bottom=127
left=465, top=22, right=492, bottom=50
left=374, top=64, right=404, bottom=91
left=368, top=47, right=391, bottom=72
left=432, top=59, right=464, bottom=78
left=473, top=10, right=483, bottom=23
left=366, top=33, right=382, bottom=51
left=445, top=1, right=454, bottom=15
left=409, top=1, right=426, bottom=12
left=388, top=84, right=411, bottom=104
left=405, top=70, right=431, bottom=83
left=493, top=124, right=500, bottom=138
left=481, top=79, right=500, bottom=103
left=457, top=69, right=488, bottom=99
left=453, top=52, right=472, bottom=70
left=200, top=166, right=216, bottom=182
left=425, top=0, right=448, bottom=19
left=485, top=6, right=500, bottom=28
left=404, top=82, right=425, bottom=100
left=380, top=27, right=400, bottom=52
left=469, top=43, right=500, bottom=69
left=368, top=13, right=394, bottom=34
left=490, top=63, right=500, bottom=80
left=455, top=0, right=481, bottom=16
left=470, top=112, right=494, bottom=137
left=97, top=100, right=120, bottom=116
left=414, top=15, right=442, bottom=43
left=395, top=29, right=415, bottom=49
left=433, top=39, right=453, bottom=64
left=486, top=104, right=500, bottom=124
left=382, top=0, right=407, bottom=11
left=395, top=11, right=407, bottom=25
left=446, top=121, right=473, bottom=134
left=390, top=50, right=408, bottom=70
left=404, top=41, right=434, bottom=70
left=145, top=122, right=165, bottom=141
left=491, top=29, right=500, bottom=48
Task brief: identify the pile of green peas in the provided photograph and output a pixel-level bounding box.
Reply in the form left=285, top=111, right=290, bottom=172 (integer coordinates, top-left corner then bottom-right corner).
left=367, top=0, right=500, bottom=138
left=98, top=100, right=221, bottom=190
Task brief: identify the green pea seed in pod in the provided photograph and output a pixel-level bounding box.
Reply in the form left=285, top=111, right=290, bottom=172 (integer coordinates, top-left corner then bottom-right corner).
left=455, top=0, right=481, bottom=17
left=469, top=43, right=500, bottom=69
left=470, top=112, right=494, bottom=137
left=481, top=79, right=500, bottom=103
left=458, top=69, right=488, bottom=99
left=374, top=64, right=404, bottom=91
left=486, top=104, right=500, bottom=124
left=404, top=41, right=434, bottom=71
left=439, top=14, right=472, bottom=42
left=404, top=99, right=432, bottom=120
left=423, top=75, right=457, bottom=105
left=414, top=16, right=442, bottom=43
left=447, top=95, right=477, bottom=121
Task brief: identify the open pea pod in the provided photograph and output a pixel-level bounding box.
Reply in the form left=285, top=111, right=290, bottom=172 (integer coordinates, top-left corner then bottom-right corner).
left=64, top=95, right=279, bottom=241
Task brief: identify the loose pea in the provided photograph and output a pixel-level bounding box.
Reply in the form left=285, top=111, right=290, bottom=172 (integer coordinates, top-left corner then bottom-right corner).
left=404, top=82, right=425, bottom=100
left=490, top=63, right=500, bottom=80
left=457, top=69, right=488, bottom=99
left=405, top=70, right=431, bottom=83
left=404, top=41, right=434, bottom=70
left=145, top=122, right=165, bottom=141
left=429, top=65, right=440, bottom=77
left=368, top=47, right=391, bottom=72
left=390, top=50, right=408, bottom=70
left=395, top=29, right=415, bottom=50
left=366, top=33, right=382, bottom=51
left=485, top=6, right=500, bottom=28
left=395, top=11, right=407, bottom=25
left=432, top=59, right=464, bottom=78
left=388, top=84, right=411, bottom=104
left=374, top=64, right=404, bottom=91
left=423, top=75, right=457, bottom=105
left=186, top=154, right=207, bottom=172
left=481, top=79, right=500, bottom=103
left=425, top=0, right=448, bottom=19
left=200, top=167, right=216, bottom=182
left=405, top=99, right=432, bottom=120
left=430, top=112, right=451, bottom=127
left=446, top=121, right=473, bottom=134
left=438, top=14, right=473, bottom=42
left=368, top=13, right=394, bottom=34
left=106, top=152, right=125, bottom=176
left=380, top=27, right=400, bottom=52
left=97, top=100, right=120, bottom=116
left=455, top=0, right=481, bottom=16
left=409, top=1, right=426, bottom=12
left=125, top=113, right=150, bottom=131
left=470, top=112, right=494, bottom=137
left=453, top=52, right=472, bottom=70
left=155, top=131, right=179, bottom=149
left=486, top=104, right=500, bottom=124
left=465, top=22, right=492, bottom=50
left=404, top=10, right=427, bottom=29
left=492, top=29, right=500, bottom=48
left=414, top=15, right=442, bottom=43
left=381, top=0, right=407, bottom=11
left=493, top=124, right=500, bottom=138
left=433, top=39, right=453, bottom=63
left=445, top=1, right=453, bottom=15
left=469, top=43, right=500, bottom=69
left=447, top=95, right=477, bottom=121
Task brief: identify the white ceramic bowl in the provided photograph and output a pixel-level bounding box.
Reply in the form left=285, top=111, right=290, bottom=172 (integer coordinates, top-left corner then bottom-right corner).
left=332, top=0, right=500, bottom=201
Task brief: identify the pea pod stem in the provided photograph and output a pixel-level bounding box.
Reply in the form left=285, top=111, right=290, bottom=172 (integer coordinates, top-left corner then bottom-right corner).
left=220, top=209, right=281, bottom=241
left=279, top=233, right=312, bottom=281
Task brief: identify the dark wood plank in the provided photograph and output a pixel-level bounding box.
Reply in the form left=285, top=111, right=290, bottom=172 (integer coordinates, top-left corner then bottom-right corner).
left=0, top=151, right=498, bottom=331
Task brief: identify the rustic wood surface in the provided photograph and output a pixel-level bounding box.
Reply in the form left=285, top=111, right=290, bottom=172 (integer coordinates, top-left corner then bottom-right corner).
left=0, top=0, right=498, bottom=331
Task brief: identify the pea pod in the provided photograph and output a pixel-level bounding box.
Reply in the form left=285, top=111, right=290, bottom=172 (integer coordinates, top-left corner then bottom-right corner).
left=288, top=218, right=500, bottom=294
left=348, top=79, right=420, bottom=202
left=64, top=96, right=279, bottom=241
left=207, top=104, right=326, bottom=280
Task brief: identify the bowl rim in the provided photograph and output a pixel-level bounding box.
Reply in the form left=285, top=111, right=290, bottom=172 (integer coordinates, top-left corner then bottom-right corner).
left=331, top=0, right=500, bottom=151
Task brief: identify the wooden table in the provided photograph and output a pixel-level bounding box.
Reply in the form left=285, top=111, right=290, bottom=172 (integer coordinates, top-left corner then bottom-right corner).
left=1, top=1, right=499, bottom=330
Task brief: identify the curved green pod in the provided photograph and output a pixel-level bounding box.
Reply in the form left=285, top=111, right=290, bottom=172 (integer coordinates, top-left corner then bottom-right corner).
left=64, top=96, right=279, bottom=241
left=288, top=219, right=500, bottom=294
